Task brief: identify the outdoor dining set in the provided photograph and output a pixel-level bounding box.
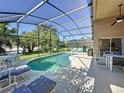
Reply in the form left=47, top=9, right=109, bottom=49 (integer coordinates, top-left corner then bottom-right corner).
left=94, top=52, right=124, bottom=71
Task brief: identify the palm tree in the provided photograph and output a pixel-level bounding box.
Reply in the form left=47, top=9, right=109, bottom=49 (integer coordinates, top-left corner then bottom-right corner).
left=0, top=23, right=16, bottom=54
left=0, top=37, right=12, bottom=54
left=20, top=31, right=38, bottom=53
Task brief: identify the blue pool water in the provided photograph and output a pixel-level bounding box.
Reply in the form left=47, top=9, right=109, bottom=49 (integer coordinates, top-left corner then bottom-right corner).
left=27, top=53, right=70, bottom=71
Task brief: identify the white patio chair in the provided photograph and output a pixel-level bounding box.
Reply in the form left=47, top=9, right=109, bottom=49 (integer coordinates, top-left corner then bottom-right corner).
left=0, top=57, right=8, bottom=71
left=7, top=53, right=21, bottom=67
left=94, top=54, right=107, bottom=66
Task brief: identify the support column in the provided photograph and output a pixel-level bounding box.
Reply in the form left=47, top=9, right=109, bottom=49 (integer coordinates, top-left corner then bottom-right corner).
left=38, top=25, right=40, bottom=56
left=16, top=22, right=20, bottom=54
left=110, top=38, right=112, bottom=53
left=98, top=39, right=102, bottom=56
left=121, top=38, right=124, bottom=55
left=63, top=37, right=64, bottom=53
left=49, top=29, right=52, bottom=54
left=58, top=34, right=59, bottom=52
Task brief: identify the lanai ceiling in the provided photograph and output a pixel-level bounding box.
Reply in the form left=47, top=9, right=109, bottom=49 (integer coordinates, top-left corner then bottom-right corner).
left=93, top=0, right=124, bottom=20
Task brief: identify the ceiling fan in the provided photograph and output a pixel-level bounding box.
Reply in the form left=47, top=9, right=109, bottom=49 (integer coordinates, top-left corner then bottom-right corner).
left=111, top=3, right=124, bottom=26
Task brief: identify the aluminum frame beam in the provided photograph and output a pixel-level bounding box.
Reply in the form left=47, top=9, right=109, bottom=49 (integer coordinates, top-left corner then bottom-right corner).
left=0, top=12, right=72, bottom=39
left=39, top=3, right=92, bottom=25
left=17, top=0, right=48, bottom=23
left=47, top=1, right=82, bottom=34
left=0, top=15, right=23, bottom=20
left=0, top=13, right=90, bottom=41
left=0, top=1, right=93, bottom=42
left=60, top=26, right=92, bottom=33
left=64, top=33, right=92, bottom=37
left=39, top=24, right=68, bottom=40
left=46, top=1, right=86, bottom=41
left=0, top=10, right=72, bottom=39
left=54, top=16, right=93, bottom=27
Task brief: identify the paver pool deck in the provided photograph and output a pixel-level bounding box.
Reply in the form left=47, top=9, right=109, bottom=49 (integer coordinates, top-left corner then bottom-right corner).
left=14, top=53, right=124, bottom=93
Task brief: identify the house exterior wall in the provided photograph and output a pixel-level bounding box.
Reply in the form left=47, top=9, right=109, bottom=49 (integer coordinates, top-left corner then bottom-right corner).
left=93, top=16, right=124, bottom=55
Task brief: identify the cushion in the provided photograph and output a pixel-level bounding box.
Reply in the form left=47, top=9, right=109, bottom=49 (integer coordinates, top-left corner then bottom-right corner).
left=12, top=85, right=33, bottom=93
left=28, top=76, right=56, bottom=93
left=0, top=71, right=9, bottom=80
left=12, top=65, right=30, bottom=75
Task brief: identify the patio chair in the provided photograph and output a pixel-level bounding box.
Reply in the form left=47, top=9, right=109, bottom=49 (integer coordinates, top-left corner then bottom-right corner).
left=7, top=53, right=21, bottom=67
left=0, top=61, right=7, bottom=71
left=94, top=54, right=107, bottom=66
left=12, top=76, right=56, bottom=93
left=0, top=65, right=31, bottom=92
left=0, top=56, right=8, bottom=71
left=71, top=48, right=79, bottom=55
left=78, top=48, right=83, bottom=52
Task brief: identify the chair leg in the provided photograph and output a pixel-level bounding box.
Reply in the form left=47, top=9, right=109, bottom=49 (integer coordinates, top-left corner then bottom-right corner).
left=50, top=88, right=55, bottom=93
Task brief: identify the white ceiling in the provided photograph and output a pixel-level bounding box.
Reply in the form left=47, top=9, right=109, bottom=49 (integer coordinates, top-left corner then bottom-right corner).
left=93, top=0, right=124, bottom=20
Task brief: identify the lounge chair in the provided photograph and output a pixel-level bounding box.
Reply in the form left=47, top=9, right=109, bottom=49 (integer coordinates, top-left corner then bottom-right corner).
left=12, top=76, right=56, bottom=93
left=12, top=85, right=33, bottom=93
left=0, top=65, right=31, bottom=92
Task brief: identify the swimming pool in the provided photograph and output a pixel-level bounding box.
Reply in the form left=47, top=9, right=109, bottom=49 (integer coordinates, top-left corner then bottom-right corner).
left=27, top=53, right=70, bottom=71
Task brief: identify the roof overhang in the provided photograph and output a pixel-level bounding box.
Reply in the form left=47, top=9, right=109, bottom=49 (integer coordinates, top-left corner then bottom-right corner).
left=93, top=0, right=124, bottom=21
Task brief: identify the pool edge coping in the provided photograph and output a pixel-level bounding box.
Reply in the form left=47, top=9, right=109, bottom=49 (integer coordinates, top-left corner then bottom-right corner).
left=26, top=52, right=68, bottom=65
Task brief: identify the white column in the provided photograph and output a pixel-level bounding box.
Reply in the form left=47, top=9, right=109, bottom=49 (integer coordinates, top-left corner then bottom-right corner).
left=99, top=39, right=102, bottom=56
left=110, top=38, right=112, bottom=53
left=121, top=38, right=124, bottom=55
left=110, top=56, right=113, bottom=71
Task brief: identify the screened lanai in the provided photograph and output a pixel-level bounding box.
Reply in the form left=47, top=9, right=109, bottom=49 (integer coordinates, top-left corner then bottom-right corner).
left=0, top=1, right=94, bottom=93
left=0, top=0, right=93, bottom=58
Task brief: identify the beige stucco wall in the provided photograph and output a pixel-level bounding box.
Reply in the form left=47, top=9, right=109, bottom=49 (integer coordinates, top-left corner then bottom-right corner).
left=93, top=17, right=124, bottom=55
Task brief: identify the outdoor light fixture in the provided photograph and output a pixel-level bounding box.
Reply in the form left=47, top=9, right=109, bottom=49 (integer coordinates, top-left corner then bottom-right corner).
left=117, top=19, right=123, bottom=23
left=111, top=4, right=124, bottom=26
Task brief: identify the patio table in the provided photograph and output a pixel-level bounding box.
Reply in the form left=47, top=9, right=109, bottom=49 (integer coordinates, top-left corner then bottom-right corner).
left=104, top=55, right=124, bottom=71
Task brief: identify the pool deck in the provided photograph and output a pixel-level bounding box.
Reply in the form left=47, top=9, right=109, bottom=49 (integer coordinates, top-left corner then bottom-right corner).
left=11, top=53, right=124, bottom=93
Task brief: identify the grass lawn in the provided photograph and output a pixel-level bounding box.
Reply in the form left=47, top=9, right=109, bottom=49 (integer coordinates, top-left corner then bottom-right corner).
left=19, top=50, right=68, bottom=61
left=20, top=52, right=49, bottom=60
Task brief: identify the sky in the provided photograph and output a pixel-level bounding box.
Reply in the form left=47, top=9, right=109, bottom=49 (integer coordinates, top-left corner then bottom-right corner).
left=5, top=0, right=92, bottom=40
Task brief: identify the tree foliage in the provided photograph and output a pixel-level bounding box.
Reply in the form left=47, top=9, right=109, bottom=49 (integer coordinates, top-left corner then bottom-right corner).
left=0, top=23, right=60, bottom=54
left=0, top=23, right=16, bottom=54
left=20, top=24, right=59, bottom=53
left=20, top=31, right=37, bottom=53
left=38, top=25, right=59, bottom=52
